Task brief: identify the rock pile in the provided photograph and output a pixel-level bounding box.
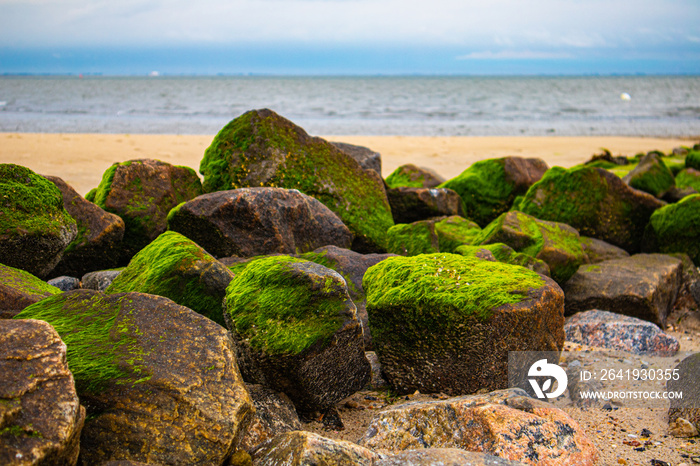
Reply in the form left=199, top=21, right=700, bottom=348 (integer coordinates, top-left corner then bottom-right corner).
left=2, top=111, right=700, bottom=464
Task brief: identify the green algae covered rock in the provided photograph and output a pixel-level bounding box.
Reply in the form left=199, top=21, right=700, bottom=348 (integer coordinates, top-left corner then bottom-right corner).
left=15, top=290, right=253, bottom=464
left=89, top=158, right=203, bottom=261
left=387, top=216, right=481, bottom=256
left=106, top=231, right=234, bottom=325
left=454, top=243, right=551, bottom=277
left=644, top=194, right=700, bottom=264
left=675, top=168, right=700, bottom=193
left=0, top=164, right=77, bottom=278
left=438, top=157, right=548, bottom=227
left=519, top=165, right=665, bottom=253
left=474, top=211, right=588, bottom=284
left=200, top=109, right=394, bottom=252
left=0, top=263, right=61, bottom=318
left=686, top=150, right=700, bottom=171
left=363, top=253, right=564, bottom=395
left=622, top=152, right=676, bottom=198
left=385, top=163, right=445, bottom=189
left=224, top=255, right=370, bottom=412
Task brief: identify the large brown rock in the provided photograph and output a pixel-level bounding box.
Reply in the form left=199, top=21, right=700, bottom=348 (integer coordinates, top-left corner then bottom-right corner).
left=579, top=236, right=629, bottom=263
left=359, top=388, right=598, bottom=466
left=168, top=187, right=353, bottom=258
left=668, top=352, right=700, bottom=434
left=0, top=263, right=61, bottom=319
left=14, top=290, right=253, bottom=465
left=386, top=187, right=466, bottom=224
left=88, top=159, right=203, bottom=260
left=0, top=319, right=85, bottom=466
left=564, top=253, right=683, bottom=327
left=251, top=431, right=379, bottom=466
left=45, top=175, right=125, bottom=278
left=364, top=254, right=564, bottom=395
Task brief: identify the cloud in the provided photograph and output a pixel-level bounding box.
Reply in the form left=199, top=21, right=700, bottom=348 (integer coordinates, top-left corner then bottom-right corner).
left=457, top=50, right=574, bottom=60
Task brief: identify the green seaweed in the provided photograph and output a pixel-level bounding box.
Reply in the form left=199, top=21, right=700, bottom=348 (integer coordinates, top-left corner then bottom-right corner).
left=385, top=165, right=426, bottom=188
left=626, top=156, right=675, bottom=197
left=364, top=253, right=545, bottom=326
left=225, top=255, right=349, bottom=355
left=437, top=158, right=514, bottom=227
left=14, top=292, right=151, bottom=395
left=686, top=151, right=700, bottom=171
left=648, top=194, right=700, bottom=264
left=0, top=263, right=62, bottom=297
left=0, top=164, right=76, bottom=237
left=106, top=231, right=231, bottom=326
left=676, top=168, right=700, bottom=193
left=433, top=216, right=482, bottom=252
left=386, top=221, right=438, bottom=256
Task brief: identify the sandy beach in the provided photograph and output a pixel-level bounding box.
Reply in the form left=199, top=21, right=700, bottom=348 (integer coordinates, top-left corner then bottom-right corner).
left=0, top=132, right=695, bottom=196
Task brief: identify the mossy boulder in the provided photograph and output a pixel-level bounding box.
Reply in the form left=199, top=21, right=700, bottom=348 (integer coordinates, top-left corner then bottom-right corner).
left=363, top=253, right=564, bottom=395
left=45, top=175, right=125, bottom=278
left=564, top=254, right=683, bottom=327
left=15, top=290, right=253, bottom=464
left=385, top=163, right=445, bottom=189
left=0, top=263, right=62, bottom=318
left=473, top=211, right=588, bottom=284
left=167, top=187, right=352, bottom=258
left=0, top=164, right=77, bottom=278
left=89, top=159, right=203, bottom=261
left=438, top=157, right=549, bottom=227
left=0, top=319, right=85, bottom=465
left=644, top=194, right=700, bottom=264
left=199, top=109, right=394, bottom=252
left=224, top=255, right=370, bottom=413
left=386, top=187, right=465, bottom=224
left=106, top=231, right=234, bottom=326
left=387, top=216, right=481, bottom=256
left=622, top=152, right=676, bottom=198
left=686, top=150, right=700, bottom=171
left=518, top=165, right=665, bottom=253
left=454, top=243, right=551, bottom=277
left=675, top=168, right=700, bottom=194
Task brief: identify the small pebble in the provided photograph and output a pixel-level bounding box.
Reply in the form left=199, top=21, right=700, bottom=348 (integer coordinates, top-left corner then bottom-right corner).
left=640, top=428, right=652, bottom=437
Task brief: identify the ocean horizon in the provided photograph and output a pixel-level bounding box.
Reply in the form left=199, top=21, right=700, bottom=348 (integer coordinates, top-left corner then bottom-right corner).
left=1, top=75, right=699, bottom=137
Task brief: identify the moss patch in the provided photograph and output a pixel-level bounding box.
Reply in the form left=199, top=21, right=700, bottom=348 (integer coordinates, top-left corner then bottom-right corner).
left=385, top=165, right=427, bottom=188
left=0, top=263, right=62, bottom=297
left=225, top=255, right=349, bottom=355
left=106, top=231, right=231, bottom=326
left=386, top=221, right=438, bottom=256
left=14, top=292, right=151, bottom=395
left=437, top=158, right=514, bottom=226
left=675, top=168, right=700, bottom=193
left=0, top=164, right=76, bottom=238
left=434, top=216, right=482, bottom=252
left=648, top=194, right=700, bottom=264
left=686, top=151, right=700, bottom=171
left=199, top=110, right=393, bottom=251
left=625, top=155, right=675, bottom=197
left=364, top=253, right=545, bottom=326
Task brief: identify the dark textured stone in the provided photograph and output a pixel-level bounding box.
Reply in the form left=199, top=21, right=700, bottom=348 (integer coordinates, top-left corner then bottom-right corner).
left=387, top=187, right=465, bottom=224
left=359, top=388, right=597, bottom=465
left=15, top=290, right=253, bottom=465
left=89, top=158, right=203, bottom=261
left=0, top=319, right=84, bottom=466
left=199, top=109, right=394, bottom=253
left=376, top=449, right=528, bottom=466
left=45, top=175, right=125, bottom=278
left=385, top=163, right=445, bottom=189
left=81, top=270, right=121, bottom=292
left=564, top=309, right=680, bottom=355
left=47, top=275, right=81, bottom=292
left=564, top=254, right=683, bottom=327
left=251, top=431, right=379, bottom=465
left=330, top=141, right=382, bottom=175
left=364, top=254, right=564, bottom=395
left=519, top=166, right=666, bottom=253
left=168, top=187, right=353, bottom=258
left=0, top=263, right=61, bottom=319
left=668, top=352, right=700, bottom=433
left=0, top=164, right=77, bottom=278
left=238, top=384, right=302, bottom=453
left=579, top=236, right=629, bottom=263
left=225, top=256, right=370, bottom=413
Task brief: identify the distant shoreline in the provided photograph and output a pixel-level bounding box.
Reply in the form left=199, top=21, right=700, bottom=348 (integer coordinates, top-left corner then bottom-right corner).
left=0, top=132, right=695, bottom=196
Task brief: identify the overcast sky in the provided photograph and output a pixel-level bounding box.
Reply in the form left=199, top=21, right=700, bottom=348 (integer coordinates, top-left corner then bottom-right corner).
left=1, top=0, right=699, bottom=74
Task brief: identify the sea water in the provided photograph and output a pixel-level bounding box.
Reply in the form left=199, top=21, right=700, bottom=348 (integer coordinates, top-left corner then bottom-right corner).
left=0, top=75, right=699, bottom=136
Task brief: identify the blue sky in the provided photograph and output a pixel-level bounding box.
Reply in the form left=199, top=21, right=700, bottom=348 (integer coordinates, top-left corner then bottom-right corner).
left=1, top=0, right=699, bottom=75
